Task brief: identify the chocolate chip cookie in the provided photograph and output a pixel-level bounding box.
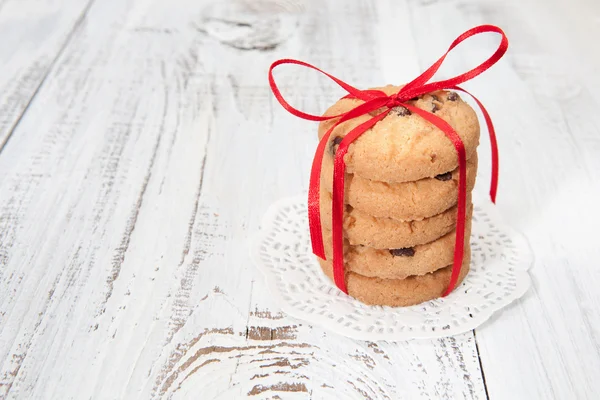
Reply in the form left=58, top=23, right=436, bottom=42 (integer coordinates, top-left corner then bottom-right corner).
left=318, top=248, right=471, bottom=307
left=321, top=223, right=471, bottom=280
left=321, top=151, right=478, bottom=220
left=320, top=190, right=473, bottom=249
left=318, top=85, right=480, bottom=183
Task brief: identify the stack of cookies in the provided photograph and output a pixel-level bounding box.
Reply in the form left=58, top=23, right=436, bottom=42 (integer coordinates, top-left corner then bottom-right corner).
left=317, top=85, right=479, bottom=307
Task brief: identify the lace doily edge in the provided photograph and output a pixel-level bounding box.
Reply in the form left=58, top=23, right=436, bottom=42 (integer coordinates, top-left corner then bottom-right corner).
left=250, top=194, right=533, bottom=341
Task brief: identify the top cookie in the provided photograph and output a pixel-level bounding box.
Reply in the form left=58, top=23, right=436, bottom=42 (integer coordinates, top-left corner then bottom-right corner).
left=318, top=85, right=480, bottom=183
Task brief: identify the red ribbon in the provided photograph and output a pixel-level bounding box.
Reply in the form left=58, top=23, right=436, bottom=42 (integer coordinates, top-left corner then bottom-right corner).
left=269, top=25, right=508, bottom=296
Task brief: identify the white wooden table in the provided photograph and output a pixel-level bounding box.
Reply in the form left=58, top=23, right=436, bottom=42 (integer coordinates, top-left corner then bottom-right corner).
left=0, top=0, right=599, bottom=399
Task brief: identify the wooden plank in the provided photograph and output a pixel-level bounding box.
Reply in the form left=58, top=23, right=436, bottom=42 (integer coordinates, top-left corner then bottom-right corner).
left=0, top=0, right=93, bottom=150
left=0, top=0, right=489, bottom=398
left=406, top=0, right=600, bottom=398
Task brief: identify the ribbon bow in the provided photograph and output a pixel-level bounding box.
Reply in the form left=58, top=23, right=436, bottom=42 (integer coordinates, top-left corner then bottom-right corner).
left=269, top=25, right=508, bottom=296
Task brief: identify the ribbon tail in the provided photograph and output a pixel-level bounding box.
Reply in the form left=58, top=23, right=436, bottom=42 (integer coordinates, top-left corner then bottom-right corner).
left=309, top=98, right=391, bottom=261
left=442, top=148, right=468, bottom=296
left=403, top=104, right=467, bottom=296
left=308, top=125, right=338, bottom=259
left=453, top=86, right=499, bottom=203
left=331, top=111, right=390, bottom=294
left=330, top=158, right=347, bottom=293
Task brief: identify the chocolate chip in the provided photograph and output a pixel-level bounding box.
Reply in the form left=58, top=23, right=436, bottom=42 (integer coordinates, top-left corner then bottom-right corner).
left=410, top=96, right=419, bottom=101
left=389, top=248, right=415, bottom=257
left=392, top=106, right=411, bottom=116
left=431, top=94, right=440, bottom=102
left=434, top=172, right=452, bottom=181
left=431, top=103, right=440, bottom=113
left=447, top=92, right=458, bottom=101
left=330, top=136, right=343, bottom=154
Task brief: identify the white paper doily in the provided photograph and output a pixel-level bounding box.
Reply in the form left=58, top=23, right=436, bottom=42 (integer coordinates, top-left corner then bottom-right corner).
left=251, top=194, right=533, bottom=341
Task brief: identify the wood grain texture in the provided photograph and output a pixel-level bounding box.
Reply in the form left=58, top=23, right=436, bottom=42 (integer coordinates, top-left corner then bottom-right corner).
left=0, top=0, right=93, bottom=150
left=0, top=0, right=598, bottom=399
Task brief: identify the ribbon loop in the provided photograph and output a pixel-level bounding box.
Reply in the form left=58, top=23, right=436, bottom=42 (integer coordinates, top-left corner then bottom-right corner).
left=399, top=25, right=508, bottom=100
left=268, top=25, right=508, bottom=297
left=269, top=59, right=377, bottom=122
